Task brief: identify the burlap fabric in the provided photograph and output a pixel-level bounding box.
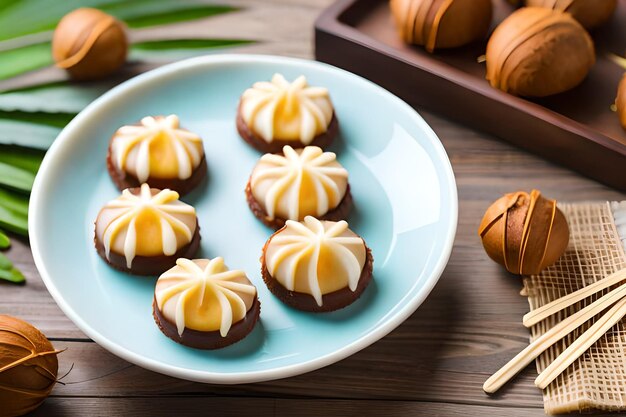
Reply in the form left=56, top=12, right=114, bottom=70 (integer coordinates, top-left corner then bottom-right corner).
left=523, top=202, right=626, bottom=414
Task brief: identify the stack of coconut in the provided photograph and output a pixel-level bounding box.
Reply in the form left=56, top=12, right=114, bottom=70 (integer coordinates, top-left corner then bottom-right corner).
left=389, top=0, right=626, bottom=129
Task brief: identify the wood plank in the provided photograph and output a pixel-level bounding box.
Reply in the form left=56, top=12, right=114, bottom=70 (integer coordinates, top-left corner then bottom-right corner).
left=30, top=398, right=554, bottom=417
left=43, top=328, right=542, bottom=406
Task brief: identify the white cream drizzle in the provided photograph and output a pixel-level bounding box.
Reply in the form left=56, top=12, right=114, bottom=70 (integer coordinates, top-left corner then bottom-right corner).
left=110, top=115, right=203, bottom=182
left=240, top=73, right=334, bottom=144
left=96, top=184, right=196, bottom=268
left=155, top=258, right=257, bottom=337
left=265, top=216, right=366, bottom=306
left=250, top=146, right=348, bottom=221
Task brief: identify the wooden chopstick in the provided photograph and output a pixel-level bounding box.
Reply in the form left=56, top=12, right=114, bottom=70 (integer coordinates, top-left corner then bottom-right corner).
left=523, top=268, right=626, bottom=327
left=483, top=282, right=626, bottom=393
left=535, top=296, right=626, bottom=389
left=523, top=268, right=626, bottom=328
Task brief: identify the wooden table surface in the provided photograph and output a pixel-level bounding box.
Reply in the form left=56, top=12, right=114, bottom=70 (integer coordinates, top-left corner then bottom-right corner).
left=2, top=1, right=625, bottom=416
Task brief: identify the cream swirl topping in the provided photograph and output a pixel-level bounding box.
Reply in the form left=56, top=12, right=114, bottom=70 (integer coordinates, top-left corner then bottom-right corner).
left=250, top=146, right=348, bottom=221
left=95, top=184, right=197, bottom=268
left=265, top=216, right=366, bottom=306
left=110, top=114, right=204, bottom=182
left=155, top=258, right=257, bottom=336
left=240, top=73, right=334, bottom=143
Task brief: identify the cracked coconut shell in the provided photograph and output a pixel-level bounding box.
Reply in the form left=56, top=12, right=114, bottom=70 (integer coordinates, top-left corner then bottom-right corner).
left=486, top=7, right=595, bottom=97
left=478, top=190, right=569, bottom=275
left=617, top=74, right=626, bottom=131
left=525, top=0, right=617, bottom=30
left=390, top=0, right=492, bottom=52
left=0, top=315, right=60, bottom=417
left=52, top=8, right=128, bottom=81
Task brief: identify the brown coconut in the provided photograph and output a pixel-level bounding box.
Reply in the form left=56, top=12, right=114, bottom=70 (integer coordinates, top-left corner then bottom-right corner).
left=0, top=315, right=60, bottom=417
left=486, top=7, right=595, bottom=97
left=389, top=0, right=492, bottom=52
left=52, top=8, right=128, bottom=80
left=478, top=190, right=569, bottom=275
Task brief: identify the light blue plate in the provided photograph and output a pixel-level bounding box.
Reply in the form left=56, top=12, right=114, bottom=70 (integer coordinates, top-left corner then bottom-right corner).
left=30, top=55, right=457, bottom=384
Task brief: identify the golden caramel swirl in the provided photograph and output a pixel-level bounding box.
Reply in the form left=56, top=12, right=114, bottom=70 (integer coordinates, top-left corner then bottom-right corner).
left=155, top=258, right=257, bottom=336
left=95, top=184, right=196, bottom=268
left=110, top=115, right=204, bottom=182
left=265, top=217, right=366, bottom=306
left=240, top=74, right=334, bottom=143
left=250, top=146, right=348, bottom=221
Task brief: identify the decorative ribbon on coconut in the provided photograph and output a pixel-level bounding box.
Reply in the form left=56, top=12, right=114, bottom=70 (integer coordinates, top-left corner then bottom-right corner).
left=0, top=315, right=61, bottom=417
left=478, top=190, right=570, bottom=275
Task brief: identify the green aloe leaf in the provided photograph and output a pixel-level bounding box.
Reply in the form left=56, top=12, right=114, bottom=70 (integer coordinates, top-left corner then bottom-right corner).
left=0, top=266, right=26, bottom=284
left=0, top=161, right=35, bottom=193
left=0, top=145, right=45, bottom=173
left=0, top=230, right=9, bottom=249
left=0, top=42, right=53, bottom=81
left=0, top=118, right=61, bottom=149
left=0, top=81, right=109, bottom=113
left=0, top=188, right=29, bottom=217
left=0, top=204, right=28, bottom=235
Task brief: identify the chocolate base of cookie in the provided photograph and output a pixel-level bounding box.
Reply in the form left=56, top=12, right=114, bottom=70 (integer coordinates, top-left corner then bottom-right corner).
left=106, top=147, right=208, bottom=197
left=261, top=238, right=373, bottom=312
left=245, top=180, right=353, bottom=230
left=236, top=104, right=339, bottom=154
left=94, top=221, right=201, bottom=276
left=153, top=296, right=261, bottom=349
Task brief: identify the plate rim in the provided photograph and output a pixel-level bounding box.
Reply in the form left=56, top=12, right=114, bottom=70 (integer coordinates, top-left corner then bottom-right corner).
left=29, top=53, right=458, bottom=384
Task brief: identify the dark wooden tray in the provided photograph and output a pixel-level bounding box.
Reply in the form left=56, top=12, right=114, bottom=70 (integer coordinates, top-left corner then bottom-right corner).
left=314, top=0, right=626, bottom=191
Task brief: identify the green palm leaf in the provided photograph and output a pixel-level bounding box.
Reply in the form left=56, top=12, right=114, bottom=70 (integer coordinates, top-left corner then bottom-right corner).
left=106, top=3, right=235, bottom=29
left=0, top=203, right=28, bottom=235
left=0, top=161, right=35, bottom=193
left=0, top=42, right=52, bottom=81
left=0, top=252, right=25, bottom=284
left=0, top=37, right=252, bottom=82
left=0, top=118, right=60, bottom=149
left=0, top=251, right=12, bottom=269
left=0, top=188, right=29, bottom=218
left=0, top=0, right=236, bottom=42
left=0, top=0, right=119, bottom=41
left=133, top=38, right=252, bottom=51
left=131, top=39, right=254, bottom=61
left=0, top=230, right=9, bottom=249
left=0, top=145, right=44, bottom=174
left=0, top=81, right=109, bottom=113
left=0, top=267, right=26, bottom=284
left=0, top=110, right=74, bottom=128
